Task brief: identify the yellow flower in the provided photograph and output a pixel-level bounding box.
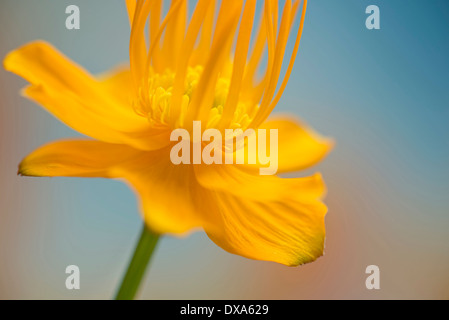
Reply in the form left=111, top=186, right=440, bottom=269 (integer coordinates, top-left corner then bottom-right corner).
left=4, top=0, right=333, bottom=266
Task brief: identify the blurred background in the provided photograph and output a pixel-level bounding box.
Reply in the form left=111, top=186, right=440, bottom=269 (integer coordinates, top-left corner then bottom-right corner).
left=0, top=0, right=448, bottom=299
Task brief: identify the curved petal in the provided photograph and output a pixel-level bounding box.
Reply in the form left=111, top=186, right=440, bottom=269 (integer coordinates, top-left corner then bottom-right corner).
left=3, top=41, right=169, bottom=150
left=194, top=163, right=325, bottom=201
left=112, top=149, right=216, bottom=235
left=205, top=187, right=327, bottom=266
left=19, top=139, right=214, bottom=236
left=18, top=139, right=141, bottom=178
left=126, top=0, right=137, bottom=25
left=256, top=116, right=334, bottom=173
left=197, top=163, right=328, bottom=266
left=19, top=138, right=328, bottom=265
left=97, top=66, right=134, bottom=108
left=98, top=66, right=173, bottom=150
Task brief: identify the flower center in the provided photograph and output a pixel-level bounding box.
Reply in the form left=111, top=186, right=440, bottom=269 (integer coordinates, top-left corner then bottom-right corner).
left=134, top=66, right=257, bottom=131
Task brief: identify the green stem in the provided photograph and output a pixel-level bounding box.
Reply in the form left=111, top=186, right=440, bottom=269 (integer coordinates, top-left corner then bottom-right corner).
left=115, top=225, right=160, bottom=300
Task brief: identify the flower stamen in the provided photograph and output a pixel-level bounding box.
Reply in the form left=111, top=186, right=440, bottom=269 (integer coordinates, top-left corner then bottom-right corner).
left=134, top=65, right=256, bottom=131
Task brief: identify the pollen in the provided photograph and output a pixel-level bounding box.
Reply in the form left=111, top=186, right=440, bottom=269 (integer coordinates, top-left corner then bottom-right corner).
left=134, top=65, right=256, bottom=131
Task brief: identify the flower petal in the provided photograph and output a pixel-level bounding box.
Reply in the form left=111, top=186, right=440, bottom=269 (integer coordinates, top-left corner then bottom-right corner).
left=126, top=0, right=137, bottom=25
left=19, top=139, right=211, bottom=236
left=196, top=163, right=328, bottom=266
left=205, top=185, right=327, bottom=266
left=257, top=116, right=334, bottom=173
left=97, top=66, right=134, bottom=108
left=3, top=41, right=167, bottom=150
left=98, top=66, right=172, bottom=150
left=194, top=163, right=325, bottom=201
left=113, top=150, right=216, bottom=235
left=18, top=139, right=141, bottom=178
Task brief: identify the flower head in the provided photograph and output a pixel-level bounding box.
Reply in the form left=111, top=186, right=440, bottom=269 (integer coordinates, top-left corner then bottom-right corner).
left=4, top=0, right=333, bottom=266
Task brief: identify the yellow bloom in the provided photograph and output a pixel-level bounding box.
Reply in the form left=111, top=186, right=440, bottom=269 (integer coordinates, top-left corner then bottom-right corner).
left=4, top=0, right=333, bottom=266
